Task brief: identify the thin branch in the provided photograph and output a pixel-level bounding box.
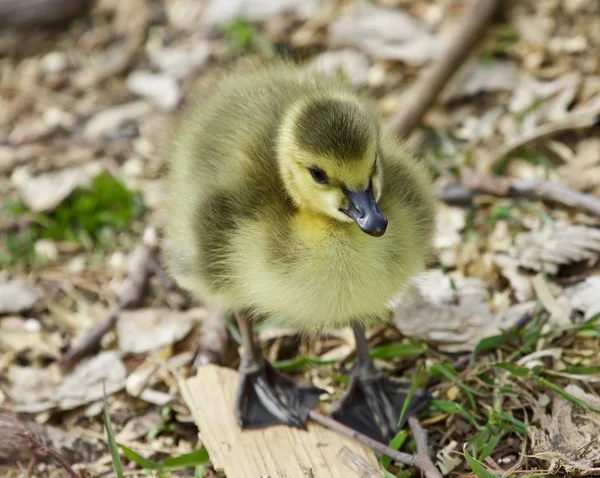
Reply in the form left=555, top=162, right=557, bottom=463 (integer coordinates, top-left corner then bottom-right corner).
left=309, top=410, right=443, bottom=478
left=60, top=308, right=120, bottom=368
left=437, top=167, right=600, bottom=218
left=309, top=410, right=416, bottom=466
left=16, top=432, right=79, bottom=478
left=409, top=416, right=442, bottom=478
left=388, top=0, right=501, bottom=138
left=61, top=242, right=155, bottom=369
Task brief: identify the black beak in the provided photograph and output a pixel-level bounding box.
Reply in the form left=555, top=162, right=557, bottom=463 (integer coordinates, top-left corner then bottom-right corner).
left=342, top=185, right=387, bottom=237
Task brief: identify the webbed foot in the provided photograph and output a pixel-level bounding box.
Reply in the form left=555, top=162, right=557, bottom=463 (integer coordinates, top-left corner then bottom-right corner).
left=330, top=367, right=430, bottom=443
left=329, top=324, right=431, bottom=443
left=233, top=312, right=324, bottom=430
left=235, top=358, right=324, bottom=429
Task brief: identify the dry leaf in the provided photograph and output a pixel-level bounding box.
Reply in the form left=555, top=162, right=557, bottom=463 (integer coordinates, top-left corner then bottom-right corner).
left=564, top=276, right=600, bottom=321
left=83, top=101, right=153, bottom=140
left=146, top=37, right=211, bottom=79
left=436, top=440, right=462, bottom=475
left=116, top=412, right=163, bottom=442
left=493, top=255, right=534, bottom=303
left=202, top=0, right=320, bottom=26
left=0, top=318, right=59, bottom=358
left=509, top=222, right=600, bottom=274
left=443, top=59, right=519, bottom=102
left=559, top=138, right=600, bottom=194
left=0, top=281, right=41, bottom=314
left=56, top=351, right=126, bottom=410
left=117, top=308, right=201, bottom=354
left=127, top=71, right=182, bottom=111
left=328, top=2, right=438, bottom=65
left=11, top=162, right=104, bottom=212
left=7, top=365, right=60, bottom=413
left=433, top=204, right=466, bottom=268
left=393, top=270, right=525, bottom=352
left=530, top=384, right=600, bottom=476
left=309, top=49, right=371, bottom=88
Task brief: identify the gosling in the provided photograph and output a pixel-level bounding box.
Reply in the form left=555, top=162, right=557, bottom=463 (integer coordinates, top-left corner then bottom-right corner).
left=166, top=62, right=435, bottom=444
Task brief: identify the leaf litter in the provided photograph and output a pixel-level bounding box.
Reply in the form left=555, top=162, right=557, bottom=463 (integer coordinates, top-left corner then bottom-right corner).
left=1, top=0, right=600, bottom=476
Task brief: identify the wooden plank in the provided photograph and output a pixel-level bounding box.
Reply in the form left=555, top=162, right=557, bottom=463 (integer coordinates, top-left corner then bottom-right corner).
left=181, top=364, right=381, bottom=478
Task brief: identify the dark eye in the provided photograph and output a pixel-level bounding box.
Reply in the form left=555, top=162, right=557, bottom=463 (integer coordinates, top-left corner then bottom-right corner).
left=309, top=167, right=328, bottom=184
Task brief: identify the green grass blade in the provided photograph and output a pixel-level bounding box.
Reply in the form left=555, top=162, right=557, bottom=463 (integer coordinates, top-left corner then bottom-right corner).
left=369, top=342, right=427, bottom=360
left=463, top=445, right=500, bottom=478
left=479, top=433, right=502, bottom=461
left=120, top=445, right=159, bottom=469
left=431, top=400, right=481, bottom=430
left=379, top=430, right=408, bottom=470
left=432, top=362, right=487, bottom=398
left=397, top=367, right=424, bottom=427
left=494, top=362, right=533, bottom=378
left=160, top=449, right=210, bottom=468
left=119, top=446, right=210, bottom=471
left=272, top=356, right=337, bottom=372
left=539, top=378, right=600, bottom=414
left=103, top=382, right=124, bottom=478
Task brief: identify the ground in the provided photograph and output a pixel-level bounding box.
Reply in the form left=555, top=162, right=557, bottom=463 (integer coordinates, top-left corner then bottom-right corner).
left=1, top=0, right=600, bottom=476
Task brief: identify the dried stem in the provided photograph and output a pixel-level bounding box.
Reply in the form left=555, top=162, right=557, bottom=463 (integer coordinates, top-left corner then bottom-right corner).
left=409, top=416, right=442, bottom=478
left=15, top=432, right=79, bottom=478
left=388, top=0, right=501, bottom=138
left=61, top=242, right=155, bottom=369
left=60, top=309, right=120, bottom=368
left=437, top=167, right=600, bottom=218
left=309, top=410, right=442, bottom=478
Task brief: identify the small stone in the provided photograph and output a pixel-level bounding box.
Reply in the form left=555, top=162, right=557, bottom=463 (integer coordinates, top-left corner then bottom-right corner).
left=0, top=282, right=41, bottom=315
left=147, top=40, right=211, bottom=79
left=83, top=101, right=153, bottom=140
left=24, top=318, right=41, bottom=333
left=41, top=52, right=68, bottom=73
left=69, top=256, right=87, bottom=273
left=109, top=251, right=127, bottom=273
left=43, top=108, right=76, bottom=129
left=127, top=71, right=181, bottom=111
left=34, top=239, right=58, bottom=262
left=122, top=157, right=144, bottom=178
left=309, top=49, right=370, bottom=88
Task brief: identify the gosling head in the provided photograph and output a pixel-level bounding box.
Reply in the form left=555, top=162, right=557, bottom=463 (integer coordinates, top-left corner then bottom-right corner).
left=277, top=94, right=387, bottom=237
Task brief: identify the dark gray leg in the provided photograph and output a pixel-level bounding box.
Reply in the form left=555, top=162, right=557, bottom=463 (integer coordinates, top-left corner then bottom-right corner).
left=233, top=313, right=325, bottom=430
left=330, top=324, right=431, bottom=444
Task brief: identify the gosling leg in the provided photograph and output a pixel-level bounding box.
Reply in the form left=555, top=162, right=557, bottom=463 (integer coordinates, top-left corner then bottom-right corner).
left=234, top=313, right=324, bottom=430
left=329, top=324, right=430, bottom=444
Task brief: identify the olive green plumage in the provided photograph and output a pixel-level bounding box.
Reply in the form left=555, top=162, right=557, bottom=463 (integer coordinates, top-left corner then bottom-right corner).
left=166, top=62, right=435, bottom=331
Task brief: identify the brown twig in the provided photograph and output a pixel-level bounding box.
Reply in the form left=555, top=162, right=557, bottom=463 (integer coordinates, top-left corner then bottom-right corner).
left=15, top=432, right=79, bottom=478
left=309, top=410, right=443, bottom=478
left=408, top=416, right=442, bottom=478
left=437, top=167, right=600, bottom=217
left=0, top=411, right=94, bottom=466
left=388, top=0, right=501, bottom=138
left=60, top=308, right=120, bottom=368
left=61, top=242, right=155, bottom=368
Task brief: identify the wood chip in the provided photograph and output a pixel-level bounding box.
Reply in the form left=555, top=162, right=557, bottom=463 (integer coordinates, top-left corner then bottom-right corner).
left=181, top=365, right=379, bottom=478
